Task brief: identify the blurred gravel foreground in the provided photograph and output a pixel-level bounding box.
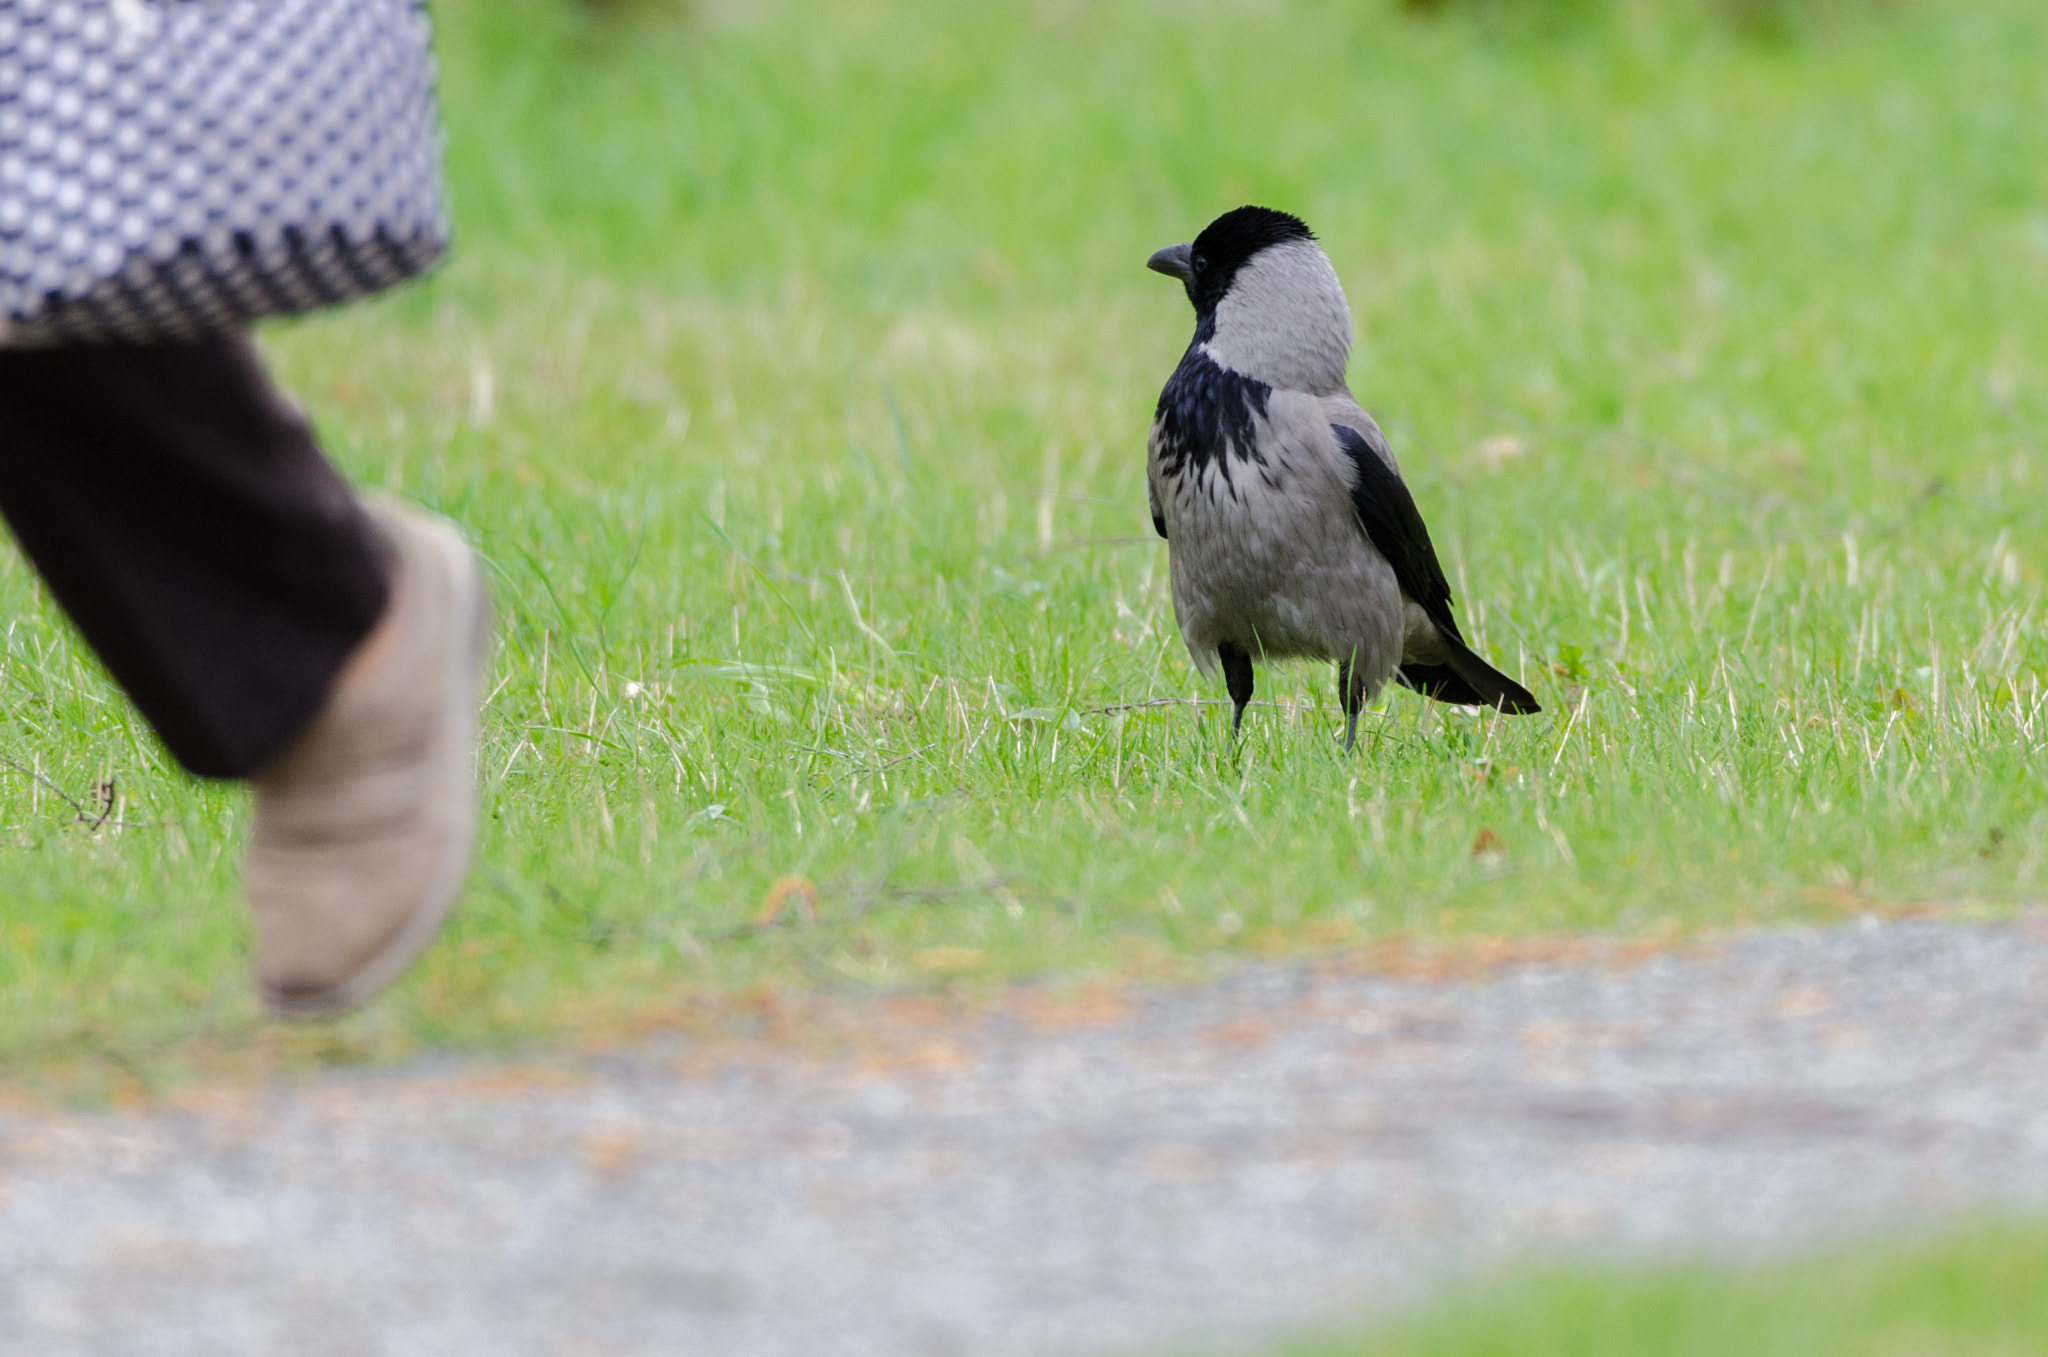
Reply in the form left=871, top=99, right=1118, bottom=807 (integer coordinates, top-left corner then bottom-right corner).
left=1, top=917, right=2046, bottom=1355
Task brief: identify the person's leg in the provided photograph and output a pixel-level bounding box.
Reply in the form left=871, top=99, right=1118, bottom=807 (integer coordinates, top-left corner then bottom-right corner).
left=0, top=335, right=390, bottom=777
left=247, top=497, right=489, bottom=1018
left=0, top=335, right=488, bottom=1019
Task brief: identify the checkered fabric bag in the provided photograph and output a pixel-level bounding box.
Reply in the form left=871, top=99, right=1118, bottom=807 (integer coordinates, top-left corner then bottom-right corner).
left=0, top=0, right=449, bottom=346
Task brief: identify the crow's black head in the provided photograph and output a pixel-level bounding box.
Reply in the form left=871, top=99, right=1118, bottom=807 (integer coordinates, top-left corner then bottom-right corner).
left=1148, top=206, right=1315, bottom=314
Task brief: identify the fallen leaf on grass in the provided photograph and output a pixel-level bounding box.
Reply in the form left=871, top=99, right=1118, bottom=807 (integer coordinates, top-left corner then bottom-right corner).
left=757, top=875, right=821, bottom=926
left=1471, top=432, right=1525, bottom=472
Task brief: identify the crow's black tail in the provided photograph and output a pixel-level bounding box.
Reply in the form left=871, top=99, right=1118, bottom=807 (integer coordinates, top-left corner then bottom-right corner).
left=1397, top=634, right=1541, bottom=714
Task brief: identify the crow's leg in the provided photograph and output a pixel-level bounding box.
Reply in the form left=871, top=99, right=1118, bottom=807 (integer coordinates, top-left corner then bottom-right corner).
left=1218, top=642, right=1254, bottom=735
left=1338, top=653, right=1370, bottom=753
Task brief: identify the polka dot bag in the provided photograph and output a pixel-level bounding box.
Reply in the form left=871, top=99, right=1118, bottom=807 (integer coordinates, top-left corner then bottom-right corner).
left=0, top=0, right=449, bottom=345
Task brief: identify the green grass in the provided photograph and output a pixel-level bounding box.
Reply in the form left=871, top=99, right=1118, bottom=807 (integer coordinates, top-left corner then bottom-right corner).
left=1255, top=1222, right=2048, bottom=1356
left=3, top=0, right=2048, bottom=1071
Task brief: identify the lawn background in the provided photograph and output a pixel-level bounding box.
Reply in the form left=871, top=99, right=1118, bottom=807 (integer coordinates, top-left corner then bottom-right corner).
left=1253, top=1219, right=2048, bottom=1357
left=1, top=0, right=2046, bottom=1072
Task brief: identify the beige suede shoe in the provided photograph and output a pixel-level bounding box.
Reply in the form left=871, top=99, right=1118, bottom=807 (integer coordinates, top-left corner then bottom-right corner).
left=247, top=499, right=490, bottom=1020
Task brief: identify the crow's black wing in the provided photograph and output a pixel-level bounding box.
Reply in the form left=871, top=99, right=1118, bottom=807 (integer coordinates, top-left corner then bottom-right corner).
left=1330, top=422, right=1461, bottom=642
left=1334, top=421, right=1542, bottom=715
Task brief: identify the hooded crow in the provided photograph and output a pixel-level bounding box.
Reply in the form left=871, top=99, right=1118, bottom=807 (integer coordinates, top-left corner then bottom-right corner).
left=1145, top=206, right=1541, bottom=751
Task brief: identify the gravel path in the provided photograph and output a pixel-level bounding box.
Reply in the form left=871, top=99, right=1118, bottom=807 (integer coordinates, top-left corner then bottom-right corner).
left=6, top=916, right=2048, bottom=1356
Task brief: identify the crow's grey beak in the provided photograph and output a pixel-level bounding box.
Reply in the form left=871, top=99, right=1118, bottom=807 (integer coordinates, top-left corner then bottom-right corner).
left=1146, top=243, right=1194, bottom=283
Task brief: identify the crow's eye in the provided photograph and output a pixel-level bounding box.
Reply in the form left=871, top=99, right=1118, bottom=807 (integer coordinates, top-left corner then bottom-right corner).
left=1191, top=253, right=1207, bottom=273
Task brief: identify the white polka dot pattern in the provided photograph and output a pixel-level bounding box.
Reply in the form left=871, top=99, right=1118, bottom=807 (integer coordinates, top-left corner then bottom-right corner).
left=0, top=0, right=448, bottom=345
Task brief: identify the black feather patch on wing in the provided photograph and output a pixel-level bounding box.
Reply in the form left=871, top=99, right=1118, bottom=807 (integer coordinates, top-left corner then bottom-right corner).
left=1331, top=423, right=1460, bottom=640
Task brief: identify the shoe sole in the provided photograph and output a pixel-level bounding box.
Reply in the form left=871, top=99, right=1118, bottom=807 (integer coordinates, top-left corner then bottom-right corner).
left=262, top=508, right=490, bottom=1020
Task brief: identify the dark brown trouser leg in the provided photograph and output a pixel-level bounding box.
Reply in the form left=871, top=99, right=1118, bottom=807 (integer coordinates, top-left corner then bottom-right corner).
left=0, top=335, right=390, bottom=778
